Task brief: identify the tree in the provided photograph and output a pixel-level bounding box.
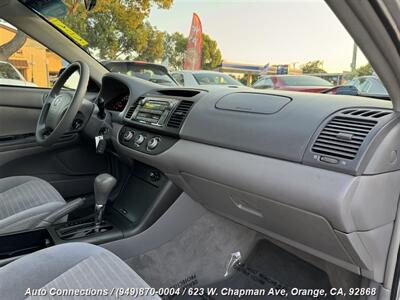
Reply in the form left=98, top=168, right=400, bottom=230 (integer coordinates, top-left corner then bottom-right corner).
left=0, top=29, right=27, bottom=61
left=163, top=32, right=222, bottom=70
left=355, top=63, right=373, bottom=76
left=301, top=60, right=327, bottom=74
left=201, top=34, right=222, bottom=70
left=61, top=0, right=173, bottom=60
left=134, top=23, right=165, bottom=62
left=163, top=32, right=187, bottom=70
left=239, top=73, right=259, bottom=86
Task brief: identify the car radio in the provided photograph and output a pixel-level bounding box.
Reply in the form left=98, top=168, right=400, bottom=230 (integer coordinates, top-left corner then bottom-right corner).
left=131, top=97, right=179, bottom=127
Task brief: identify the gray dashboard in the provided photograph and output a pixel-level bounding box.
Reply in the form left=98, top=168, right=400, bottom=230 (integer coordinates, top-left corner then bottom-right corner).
left=89, top=73, right=400, bottom=284
left=97, top=73, right=396, bottom=175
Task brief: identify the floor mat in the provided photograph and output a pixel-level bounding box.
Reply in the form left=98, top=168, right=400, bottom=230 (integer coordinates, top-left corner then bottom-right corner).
left=171, top=239, right=335, bottom=300
left=127, top=212, right=258, bottom=289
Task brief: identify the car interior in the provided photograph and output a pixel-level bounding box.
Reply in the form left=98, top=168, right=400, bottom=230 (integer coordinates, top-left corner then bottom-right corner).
left=0, top=0, right=400, bottom=299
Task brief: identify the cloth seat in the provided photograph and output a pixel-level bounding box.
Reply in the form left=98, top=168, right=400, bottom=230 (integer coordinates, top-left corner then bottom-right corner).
left=0, top=176, right=66, bottom=234
left=0, top=242, right=161, bottom=300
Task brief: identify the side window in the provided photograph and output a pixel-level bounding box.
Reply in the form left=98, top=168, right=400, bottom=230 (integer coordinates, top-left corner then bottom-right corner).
left=172, top=73, right=184, bottom=86
left=359, top=79, right=372, bottom=93
left=253, top=78, right=273, bottom=89
left=0, top=19, right=65, bottom=88
left=263, top=78, right=273, bottom=88
left=252, top=78, right=266, bottom=88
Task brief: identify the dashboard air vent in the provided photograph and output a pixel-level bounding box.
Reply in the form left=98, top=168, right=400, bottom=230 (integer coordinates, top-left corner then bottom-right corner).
left=312, top=116, right=377, bottom=160
left=342, top=109, right=391, bottom=119
left=158, top=89, right=200, bottom=97
left=125, top=97, right=143, bottom=119
left=167, top=100, right=194, bottom=128
left=125, top=106, right=136, bottom=119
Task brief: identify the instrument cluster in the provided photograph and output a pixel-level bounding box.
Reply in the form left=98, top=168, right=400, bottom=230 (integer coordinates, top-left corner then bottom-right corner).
left=106, top=94, right=129, bottom=112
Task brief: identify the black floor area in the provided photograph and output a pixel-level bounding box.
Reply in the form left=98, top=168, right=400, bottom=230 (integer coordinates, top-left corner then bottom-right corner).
left=171, top=239, right=334, bottom=300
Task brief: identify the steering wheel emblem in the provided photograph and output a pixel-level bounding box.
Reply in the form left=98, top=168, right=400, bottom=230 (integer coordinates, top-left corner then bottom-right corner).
left=53, top=96, right=63, bottom=107
left=35, top=61, right=89, bottom=147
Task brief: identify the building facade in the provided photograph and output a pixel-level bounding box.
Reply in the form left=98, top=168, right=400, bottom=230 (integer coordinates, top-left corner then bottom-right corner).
left=0, top=24, right=62, bottom=88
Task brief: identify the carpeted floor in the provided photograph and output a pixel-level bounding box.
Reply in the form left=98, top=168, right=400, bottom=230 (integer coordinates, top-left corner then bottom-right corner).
left=126, top=210, right=360, bottom=300
left=126, top=212, right=258, bottom=289
left=172, top=239, right=336, bottom=300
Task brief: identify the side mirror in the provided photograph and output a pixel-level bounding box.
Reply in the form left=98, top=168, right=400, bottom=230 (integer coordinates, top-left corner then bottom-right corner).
left=84, top=0, right=97, bottom=11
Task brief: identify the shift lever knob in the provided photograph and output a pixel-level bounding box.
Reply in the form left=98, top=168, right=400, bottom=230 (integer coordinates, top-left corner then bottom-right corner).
left=94, top=173, right=116, bottom=226
left=94, top=173, right=117, bottom=206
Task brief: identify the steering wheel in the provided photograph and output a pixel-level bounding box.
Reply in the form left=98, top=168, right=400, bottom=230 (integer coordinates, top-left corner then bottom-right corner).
left=36, top=61, right=89, bottom=146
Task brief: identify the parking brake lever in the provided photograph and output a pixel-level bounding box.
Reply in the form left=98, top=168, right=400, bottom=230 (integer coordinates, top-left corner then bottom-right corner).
left=36, top=197, right=86, bottom=227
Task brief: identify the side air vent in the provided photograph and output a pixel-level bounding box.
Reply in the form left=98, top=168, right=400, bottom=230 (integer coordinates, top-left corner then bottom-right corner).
left=125, top=97, right=143, bottom=119
left=125, top=106, right=136, bottom=119
left=342, top=109, right=391, bottom=119
left=312, top=116, right=378, bottom=160
left=167, top=100, right=194, bottom=128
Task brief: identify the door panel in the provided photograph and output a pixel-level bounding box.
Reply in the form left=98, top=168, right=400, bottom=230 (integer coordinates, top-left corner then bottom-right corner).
left=0, top=86, right=44, bottom=137
left=0, top=86, right=108, bottom=199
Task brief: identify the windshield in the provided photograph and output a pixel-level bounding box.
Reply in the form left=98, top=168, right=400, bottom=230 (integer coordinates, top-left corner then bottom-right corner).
left=19, top=0, right=389, bottom=98
left=193, top=73, right=242, bottom=86
left=103, top=62, right=177, bottom=86
left=280, top=76, right=333, bottom=87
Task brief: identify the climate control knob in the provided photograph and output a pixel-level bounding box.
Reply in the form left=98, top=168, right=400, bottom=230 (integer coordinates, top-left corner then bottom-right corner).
left=123, top=130, right=134, bottom=141
left=147, top=137, right=161, bottom=150
left=135, top=134, right=145, bottom=145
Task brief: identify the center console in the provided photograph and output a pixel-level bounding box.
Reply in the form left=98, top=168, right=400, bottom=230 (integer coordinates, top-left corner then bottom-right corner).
left=120, top=94, right=195, bottom=154
left=131, top=97, right=180, bottom=127
left=119, top=127, right=177, bottom=155
left=0, top=161, right=181, bottom=266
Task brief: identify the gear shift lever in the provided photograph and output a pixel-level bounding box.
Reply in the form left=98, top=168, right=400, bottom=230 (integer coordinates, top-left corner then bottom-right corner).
left=94, top=173, right=117, bottom=226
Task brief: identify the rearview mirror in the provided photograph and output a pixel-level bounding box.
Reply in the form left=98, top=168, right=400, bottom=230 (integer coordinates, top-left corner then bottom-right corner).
left=84, top=0, right=97, bottom=11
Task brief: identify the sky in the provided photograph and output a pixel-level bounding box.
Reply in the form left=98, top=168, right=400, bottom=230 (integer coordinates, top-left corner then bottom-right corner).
left=148, top=0, right=369, bottom=72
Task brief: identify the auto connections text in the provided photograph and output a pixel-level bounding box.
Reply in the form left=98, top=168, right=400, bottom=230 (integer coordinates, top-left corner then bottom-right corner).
left=25, top=287, right=377, bottom=298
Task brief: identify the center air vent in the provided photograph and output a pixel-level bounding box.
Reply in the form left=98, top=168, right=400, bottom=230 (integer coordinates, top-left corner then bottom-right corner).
left=312, top=116, right=378, bottom=160
left=125, top=97, right=143, bottom=119
left=167, top=100, right=194, bottom=128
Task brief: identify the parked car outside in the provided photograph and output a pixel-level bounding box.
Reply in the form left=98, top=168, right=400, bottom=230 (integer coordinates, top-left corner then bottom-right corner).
left=323, top=75, right=389, bottom=99
left=0, top=61, right=37, bottom=87
left=102, top=61, right=178, bottom=86
left=252, top=75, right=333, bottom=93
left=346, top=75, right=388, bottom=96
left=171, top=70, right=243, bottom=87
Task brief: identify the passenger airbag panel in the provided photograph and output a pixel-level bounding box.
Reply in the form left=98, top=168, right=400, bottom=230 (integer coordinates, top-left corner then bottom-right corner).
left=215, top=92, right=291, bottom=114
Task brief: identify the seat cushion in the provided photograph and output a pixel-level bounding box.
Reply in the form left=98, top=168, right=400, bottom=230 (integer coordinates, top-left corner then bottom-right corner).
left=0, top=176, right=66, bottom=234
left=0, top=242, right=161, bottom=300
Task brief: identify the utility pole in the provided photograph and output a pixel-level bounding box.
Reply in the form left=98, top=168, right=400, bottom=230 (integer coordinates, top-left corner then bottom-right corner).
left=351, top=42, right=357, bottom=72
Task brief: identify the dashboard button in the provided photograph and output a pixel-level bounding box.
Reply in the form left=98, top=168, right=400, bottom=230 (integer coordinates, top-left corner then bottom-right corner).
left=135, top=134, right=145, bottom=145
left=123, top=130, right=134, bottom=141
left=149, top=171, right=161, bottom=181
left=147, top=137, right=160, bottom=150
